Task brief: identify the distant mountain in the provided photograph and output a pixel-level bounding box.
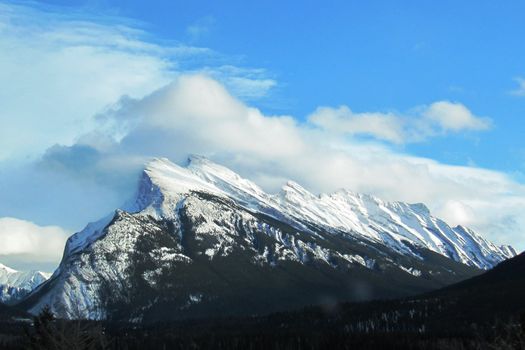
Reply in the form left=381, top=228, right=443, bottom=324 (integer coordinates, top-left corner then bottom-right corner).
left=20, top=156, right=516, bottom=322
left=0, top=263, right=50, bottom=304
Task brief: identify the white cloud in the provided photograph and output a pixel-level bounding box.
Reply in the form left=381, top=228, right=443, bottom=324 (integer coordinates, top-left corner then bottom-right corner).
left=308, top=101, right=491, bottom=144
left=101, top=74, right=302, bottom=159
left=0, top=217, right=69, bottom=264
left=510, top=77, right=525, bottom=97
left=423, top=101, right=491, bottom=131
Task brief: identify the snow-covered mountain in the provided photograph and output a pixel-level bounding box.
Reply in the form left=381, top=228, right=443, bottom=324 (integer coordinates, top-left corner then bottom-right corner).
left=21, top=156, right=516, bottom=321
left=0, top=263, right=50, bottom=304
left=187, top=156, right=516, bottom=269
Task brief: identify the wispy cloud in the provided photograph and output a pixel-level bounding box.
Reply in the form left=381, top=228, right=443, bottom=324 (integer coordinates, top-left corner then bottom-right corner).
left=196, top=65, right=277, bottom=100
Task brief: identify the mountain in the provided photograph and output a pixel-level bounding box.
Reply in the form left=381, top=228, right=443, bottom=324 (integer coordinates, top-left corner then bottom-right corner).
left=20, top=156, right=516, bottom=322
left=0, top=263, right=50, bottom=304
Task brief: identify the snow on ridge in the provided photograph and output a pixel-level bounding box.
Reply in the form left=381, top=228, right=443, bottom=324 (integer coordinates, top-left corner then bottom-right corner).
left=146, top=157, right=222, bottom=197
left=137, top=156, right=515, bottom=269
left=65, top=213, right=115, bottom=256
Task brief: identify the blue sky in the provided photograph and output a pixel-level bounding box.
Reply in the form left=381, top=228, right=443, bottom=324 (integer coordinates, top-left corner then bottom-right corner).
left=1, top=0, right=525, bottom=270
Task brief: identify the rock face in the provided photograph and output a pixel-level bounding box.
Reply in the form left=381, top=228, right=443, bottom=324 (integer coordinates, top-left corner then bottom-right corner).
left=0, top=263, right=50, bottom=304
left=20, top=157, right=516, bottom=322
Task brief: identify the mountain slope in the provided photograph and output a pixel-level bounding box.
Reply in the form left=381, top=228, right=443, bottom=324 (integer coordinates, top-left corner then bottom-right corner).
left=20, top=157, right=515, bottom=321
left=0, top=263, right=50, bottom=304
left=425, top=251, right=525, bottom=321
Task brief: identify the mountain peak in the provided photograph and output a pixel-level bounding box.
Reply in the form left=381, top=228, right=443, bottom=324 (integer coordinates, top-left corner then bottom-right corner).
left=144, top=157, right=221, bottom=196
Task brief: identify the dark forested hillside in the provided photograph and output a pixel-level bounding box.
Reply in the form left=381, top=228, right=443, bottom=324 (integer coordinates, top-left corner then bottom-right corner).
left=2, top=253, right=525, bottom=349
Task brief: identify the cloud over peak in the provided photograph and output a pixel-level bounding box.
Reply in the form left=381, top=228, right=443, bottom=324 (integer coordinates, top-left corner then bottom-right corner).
left=32, top=73, right=521, bottom=252
left=1, top=72, right=523, bottom=271
left=101, top=74, right=304, bottom=159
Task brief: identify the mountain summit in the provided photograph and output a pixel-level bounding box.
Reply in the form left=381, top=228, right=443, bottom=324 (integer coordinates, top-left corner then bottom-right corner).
left=21, top=156, right=516, bottom=321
